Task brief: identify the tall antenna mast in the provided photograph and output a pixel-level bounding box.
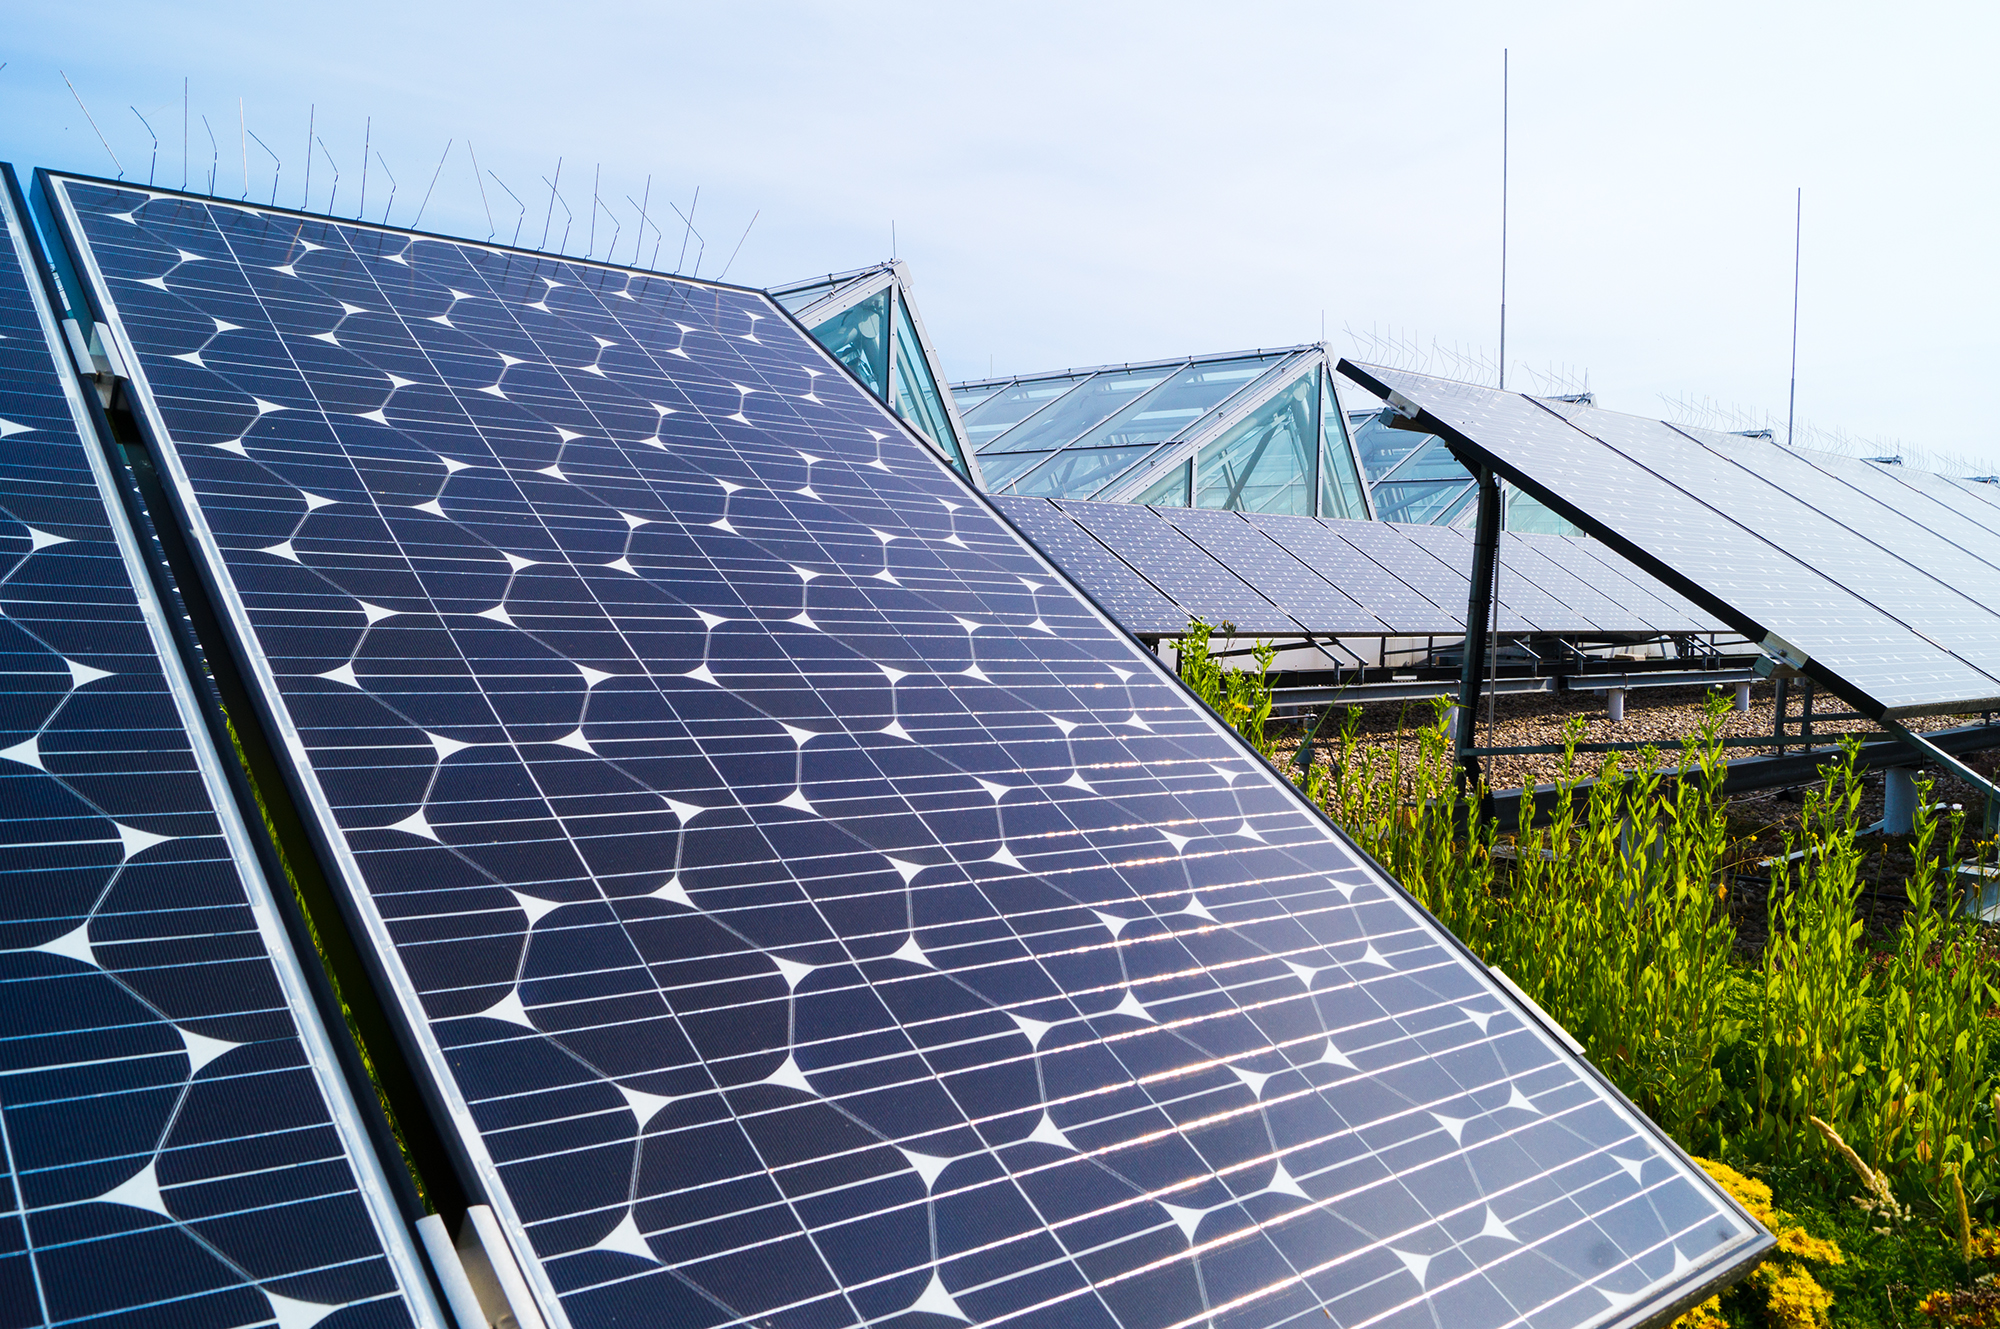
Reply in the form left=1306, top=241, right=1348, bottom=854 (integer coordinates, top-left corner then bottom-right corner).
left=1786, top=187, right=1801, bottom=448
left=1498, top=48, right=1508, bottom=391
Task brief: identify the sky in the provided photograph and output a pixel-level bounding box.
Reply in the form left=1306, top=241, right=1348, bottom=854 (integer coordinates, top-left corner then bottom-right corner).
left=6, top=0, right=1997, bottom=468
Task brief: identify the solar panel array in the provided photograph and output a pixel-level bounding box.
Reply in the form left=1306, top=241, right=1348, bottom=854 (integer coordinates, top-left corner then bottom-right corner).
left=40, top=173, right=1764, bottom=1329
left=1343, top=363, right=2000, bottom=718
left=0, top=170, right=437, bottom=1329
left=991, top=496, right=1721, bottom=642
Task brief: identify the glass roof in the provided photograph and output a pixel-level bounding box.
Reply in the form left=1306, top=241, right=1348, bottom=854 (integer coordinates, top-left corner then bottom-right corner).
left=769, top=263, right=977, bottom=484
left=767, top=262, right=891, bottom=315
left=959, top=372, right=1094, bottom=451
left=889, top=294, right=967, bottom=472
left=984, top=365, right=1174, bottom=455
left=1194, top=369, right=1319, bottom=516
left=809, top=288, right=889, bottom=398
left=771, top=280, right=839, bottom=313
left=951, top=349, right=1320, bottom=501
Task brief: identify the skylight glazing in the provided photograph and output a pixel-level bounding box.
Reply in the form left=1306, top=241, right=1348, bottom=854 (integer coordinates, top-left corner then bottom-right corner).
left=952, top=348, right=1373, bottom=519
left=768, top=262, right=977, bottom=484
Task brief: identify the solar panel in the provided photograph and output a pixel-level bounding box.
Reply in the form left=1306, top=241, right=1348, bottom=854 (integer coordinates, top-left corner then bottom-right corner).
left=1250, top=515, right=1463, bottom=636
left=990, top=495, right=1190, bottom=637
left=1676, top=430, right=2000, bottom=614
left=1345, top=364, right=2000, bottom=716
left=1319, top=521, right=1469, bottom=632
left=1853, top=465, right=2000, bottom=561
left=51, top=176, right=1765, bottom=1329
left=1156, top=507, right=1389, bottom=635
left=0, top=168, right=439, bottom=1329
left=1652, top=422, right=2000, bottom=648
left=1393, top=524, right=1552, bottom=636
left=1535, top=537, right=1706, bottom=636
left=1805, top=459, right=2000, bottom=577
left=1055, top=499, right=1302, bottom=636
left=1000, top=500, right=1696, bottom=643
left=1496, top=535, right=1645, bottom=635
left=1937, top=473, right=2000, bottom=517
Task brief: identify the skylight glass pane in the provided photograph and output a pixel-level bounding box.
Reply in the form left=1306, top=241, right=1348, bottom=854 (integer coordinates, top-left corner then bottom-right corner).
left=1439, top=483, right=1482, bottom=527
left=951, top=384, right=1001, bottom=414
left=888, top=295, right=968, bottom=475
left=1135, top=459, right=1192, bottom=507
left=981, top=365, right=1173, bottom=454
left=1352, top=408, right=1427, bottom=482
left=1008, top=443, right=1160, bottom=499
left=1062, top=354, right=1286, bottom=452
left=1383, top=434, right=1476, bottom=483
left=1194, top=371, right=1317, bottom=515
left=1318, top=371, right=1369, bottom=520
left=772, top=280, right=838, bottom=313
left=975, top=447, right=1053, bottom=490
left=805, top=288, right=889, bottom=397
left=960, top=373, right=1093, bottom=451
left=1372, top=478, right=1478, bottom=524
left=1506, top=484, right=1583, bottom=535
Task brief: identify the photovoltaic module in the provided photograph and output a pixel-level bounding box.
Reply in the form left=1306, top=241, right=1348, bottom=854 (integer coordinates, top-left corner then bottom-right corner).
left=39, top=173, right=1765, bottom=1329
left=989, top=497, right=1718, bottom=642
left=1339, top=362, right=2000, bottom=719
left=0, top=167, right=438, bottom=1329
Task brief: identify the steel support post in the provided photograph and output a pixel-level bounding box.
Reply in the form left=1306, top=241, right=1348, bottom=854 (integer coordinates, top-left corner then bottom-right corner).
left=1454, top=466, right=1501, bottom=793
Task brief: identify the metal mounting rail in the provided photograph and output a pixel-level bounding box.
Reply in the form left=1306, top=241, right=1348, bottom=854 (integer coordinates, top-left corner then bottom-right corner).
left=1270, top=665, right=1758, bottom=711
left=1486, top=719, right=2000, bottom=832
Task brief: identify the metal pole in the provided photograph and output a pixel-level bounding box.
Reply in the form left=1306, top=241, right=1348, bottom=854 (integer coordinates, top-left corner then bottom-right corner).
left=1499, top=49, right=1508, bottom=391
left=1456, top=465, right=1502, bottom=792
left=1786, top=187, right=1801, bottom=447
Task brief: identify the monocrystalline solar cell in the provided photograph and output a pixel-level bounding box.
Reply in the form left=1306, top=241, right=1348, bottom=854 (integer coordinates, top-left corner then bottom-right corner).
left=53, top=176, right=1764, bottom=1329
left=1347, top=364, right=2000, bottom=716
left=1251, top=515, right=1462, bottom=635
left=0, top=168, right=438, bottom=1329
left=1321, top=521, right=1468, bottom=631
left=1055, top=499, right=1301, bottom=635
left=1800, top=456, right=2000, bottom=578
left=1536, top=537, right=1695, bottom=635
left=1679, top=428, right=2000, bottom=616
left=1498, top=534, right=1644, bottom=635
left=1393, top=524, right=1549, bottom=635
left=990, top=495, right=1190, bottom=637
left=1155, top=506, right=1389, bottom=635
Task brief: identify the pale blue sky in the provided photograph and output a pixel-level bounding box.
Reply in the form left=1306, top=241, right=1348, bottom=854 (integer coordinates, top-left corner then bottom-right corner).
left=7, top=1, right=1996, bottom=466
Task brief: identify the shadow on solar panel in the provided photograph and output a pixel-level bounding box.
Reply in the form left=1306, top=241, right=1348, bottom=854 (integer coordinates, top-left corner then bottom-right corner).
left=35, top=172, right=1769, bottom=1329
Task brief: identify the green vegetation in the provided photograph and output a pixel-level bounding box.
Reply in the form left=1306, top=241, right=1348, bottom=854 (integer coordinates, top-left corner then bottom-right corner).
left=1179, top=624, right=2000, bottom=1327
left=223, top=710, right=434, bottom=1213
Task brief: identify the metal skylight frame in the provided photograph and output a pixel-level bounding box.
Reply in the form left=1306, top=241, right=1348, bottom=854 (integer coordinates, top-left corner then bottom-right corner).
left=1096, top=349, right=1378, bottom=520
left=768, top=260, right=983, bottom=486
left=952, top=344, right=1376, bottom=519
left=997, top=350, right=1303, bottom=500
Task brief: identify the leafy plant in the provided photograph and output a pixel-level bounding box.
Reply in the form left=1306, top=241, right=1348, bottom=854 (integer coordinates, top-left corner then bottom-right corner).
left=1752, top=739, right=1876, bottom=1166
left=1176, top=619, right=1277, bottom=759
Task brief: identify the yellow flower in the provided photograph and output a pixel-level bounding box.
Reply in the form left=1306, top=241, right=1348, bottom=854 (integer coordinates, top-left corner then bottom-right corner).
left=1919, top=1285, right=2000, bottom=1325
left=1752, top=1261, right=1835, bottom=1328
left=1774, top=1226, right=1845, bottom=1265
left=1692, top=1156, right=1776, bottom=1226
left=1668, top=1295, right=1726, bottom=1329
